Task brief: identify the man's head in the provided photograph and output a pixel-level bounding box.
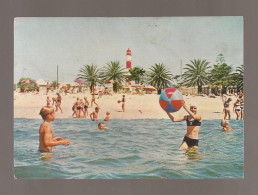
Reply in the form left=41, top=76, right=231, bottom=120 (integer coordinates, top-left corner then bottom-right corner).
left=98, top=123, right=105, bottom=130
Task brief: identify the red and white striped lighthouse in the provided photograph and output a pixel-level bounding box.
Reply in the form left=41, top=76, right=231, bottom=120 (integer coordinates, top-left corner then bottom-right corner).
left=126, top=48, right=132, bottom=69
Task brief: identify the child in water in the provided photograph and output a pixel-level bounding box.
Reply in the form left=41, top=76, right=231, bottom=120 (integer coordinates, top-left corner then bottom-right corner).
left=104, top=111, right=110, bottom=121
left=38, top=106, right=70, bottom=152
left=220, top=119, right=233, bottom=131
left=166, top=101, right=202, bottom=150
left=90, top=107, right=100, bottom=121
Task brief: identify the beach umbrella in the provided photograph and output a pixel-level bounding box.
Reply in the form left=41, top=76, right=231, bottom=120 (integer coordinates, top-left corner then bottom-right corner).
left=105, top=80, right=119, bottom=84
left=74, top=79, right=86, bottom=85
left=21, top=79, right=35, bottom=84
left=143, top=86, right=156, bottom=91
left=131, top=84, right=144, bottom=88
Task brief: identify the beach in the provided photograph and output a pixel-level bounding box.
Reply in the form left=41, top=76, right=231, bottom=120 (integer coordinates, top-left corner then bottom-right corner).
left=14, top=90, right=239, bottom=120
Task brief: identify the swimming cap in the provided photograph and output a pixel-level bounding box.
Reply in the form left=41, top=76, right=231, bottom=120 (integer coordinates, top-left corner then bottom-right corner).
left=190, top=102, right=198, bottom=108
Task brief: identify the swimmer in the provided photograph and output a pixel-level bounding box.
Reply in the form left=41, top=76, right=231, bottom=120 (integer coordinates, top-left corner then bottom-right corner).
left=98, top=122, right=105, bottom=130
left=38, top=106, right=70, bottom=152
left=90, top=107, right=100, bottom=121
left=166, top=101, right=202, bottom=150
left=104, top=111, right=110, bottom=121
left=220, top=119, right=233, bottom=131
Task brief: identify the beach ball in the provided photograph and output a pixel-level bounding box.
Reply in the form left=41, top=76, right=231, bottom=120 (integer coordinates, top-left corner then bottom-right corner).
left=159, top=88, right=184, bottom=113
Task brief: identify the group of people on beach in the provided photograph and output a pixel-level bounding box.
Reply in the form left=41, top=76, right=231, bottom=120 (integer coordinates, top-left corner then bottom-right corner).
left=39, top=85, right=243, bottom=154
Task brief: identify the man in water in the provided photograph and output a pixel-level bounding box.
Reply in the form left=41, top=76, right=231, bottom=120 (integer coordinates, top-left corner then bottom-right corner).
left=166, top=102, right=202, bottom=150
left=38, top=106, right=70, bottom=152
left=98, top=122, right=105, bottom=130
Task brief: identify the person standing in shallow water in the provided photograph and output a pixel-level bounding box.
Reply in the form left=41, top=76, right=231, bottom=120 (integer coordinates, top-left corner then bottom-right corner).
left=38, top=106, right=70, bottom=152
left=166, top=102, right=202, bottom=150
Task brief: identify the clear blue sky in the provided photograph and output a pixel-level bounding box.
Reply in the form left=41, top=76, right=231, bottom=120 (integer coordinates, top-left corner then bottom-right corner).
left=14, top=17, right=243, bottom=83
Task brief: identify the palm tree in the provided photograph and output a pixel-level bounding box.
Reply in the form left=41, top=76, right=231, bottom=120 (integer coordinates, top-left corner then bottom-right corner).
left=77, top=64, right=101, bottom=92
left=129, top=67, right=146, bottom=84
left=181, top=59, right=211, bottom=93
left=101, top=61, right=127, bottom=92
left=147, top=63, right=173, bottom=94
left=236, top=64, right=244, bottom=91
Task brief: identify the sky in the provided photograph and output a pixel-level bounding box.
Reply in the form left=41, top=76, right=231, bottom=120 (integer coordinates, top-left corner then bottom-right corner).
left=14, top=17, right=243, bottom=83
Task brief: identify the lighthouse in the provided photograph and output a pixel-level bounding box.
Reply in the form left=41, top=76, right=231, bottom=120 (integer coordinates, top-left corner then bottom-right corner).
left=126, top=48, right=132, bottom=70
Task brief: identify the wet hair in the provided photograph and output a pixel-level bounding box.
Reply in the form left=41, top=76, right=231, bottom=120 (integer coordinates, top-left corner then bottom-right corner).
left=98, top=122, right=104, bottom=128
left=39, top=106, right=54, bottom=120
left=221, top=119, right=228, bottom=127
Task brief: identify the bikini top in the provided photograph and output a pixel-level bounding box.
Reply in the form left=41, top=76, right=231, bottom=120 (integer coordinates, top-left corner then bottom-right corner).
left=186, top=115, right=201, bottom=126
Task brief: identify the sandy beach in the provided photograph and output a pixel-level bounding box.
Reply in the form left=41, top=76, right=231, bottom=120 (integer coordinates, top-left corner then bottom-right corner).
left=14, top=90, right=239, bottom=120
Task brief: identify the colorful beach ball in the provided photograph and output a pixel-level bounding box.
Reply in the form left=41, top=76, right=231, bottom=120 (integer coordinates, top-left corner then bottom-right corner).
left=159, top=88, right=184, bottom=113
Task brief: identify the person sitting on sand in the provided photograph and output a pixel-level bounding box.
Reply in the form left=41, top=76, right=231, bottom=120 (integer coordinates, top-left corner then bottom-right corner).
left=98, top=122, right=105, bottom=130
left=46, top=96, right=51, bottom=107
left=90, top=107, right=100, bottom=121
left=38, top=106, right=70, bottom=152
left=83, top=97, right=89, bottom=118
left=166, top=102, right=202, bottom=150
left=104, top=111, right=110, bottom=121
left=56, top=93, right=63, bottom=113
left=223, top=98, right=232, bottom=120
left=220, top=119, right=233, bottom=131
left=233, top=99, right=241, bottom=120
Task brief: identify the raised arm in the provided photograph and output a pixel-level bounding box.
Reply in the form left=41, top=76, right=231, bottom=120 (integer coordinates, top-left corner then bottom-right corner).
left=166, top=112, right=186, bottom=122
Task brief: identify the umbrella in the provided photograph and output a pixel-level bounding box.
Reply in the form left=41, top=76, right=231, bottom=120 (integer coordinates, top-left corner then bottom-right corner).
left=74, top=79, right=86, bottom=85
left=143, top=86, right=156, bottom=91
left=105, top=80, right=119, bottom=84
left=131, top=84, right=144, bottom=88
left=21, top=79, right=35, bottom=84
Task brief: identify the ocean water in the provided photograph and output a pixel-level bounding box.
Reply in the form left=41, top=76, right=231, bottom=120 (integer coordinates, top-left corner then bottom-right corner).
left=14, top=118, right=244, bottom=179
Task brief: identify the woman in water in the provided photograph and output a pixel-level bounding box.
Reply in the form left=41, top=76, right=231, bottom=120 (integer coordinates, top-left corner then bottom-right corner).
left=166, top=102, right=202, bottom=150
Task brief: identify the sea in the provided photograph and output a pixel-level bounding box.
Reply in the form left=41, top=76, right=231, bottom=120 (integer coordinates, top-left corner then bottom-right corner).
left=14, top=118, right=244, bottom=179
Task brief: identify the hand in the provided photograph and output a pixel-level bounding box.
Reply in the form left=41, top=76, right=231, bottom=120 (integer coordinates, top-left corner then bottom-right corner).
left=62, top=140, right=70, bottom=146
left=55, top=137, right=63, bottom=141
left=182, top=100, right=186, bottom=108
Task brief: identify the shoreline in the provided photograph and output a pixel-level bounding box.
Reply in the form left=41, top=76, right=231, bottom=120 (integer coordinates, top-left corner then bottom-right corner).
left=14, top=91, right=240, bottom=120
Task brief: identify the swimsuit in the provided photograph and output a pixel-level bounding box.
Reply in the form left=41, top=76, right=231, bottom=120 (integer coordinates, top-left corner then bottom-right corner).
left=84, top=105, right=88, bottom=109
left=77, top=106, right=81, bottom=110
left=224, top=102, right=230, bottom=110
left=183, top=115, right=201, bottom=147
left=183, top=135, right=199, bottom=147
left=235, top=103, right=241, bottom=112
left=186, top=115, right=201, bottom=126
left=240, top=102, right=244, bottom=111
